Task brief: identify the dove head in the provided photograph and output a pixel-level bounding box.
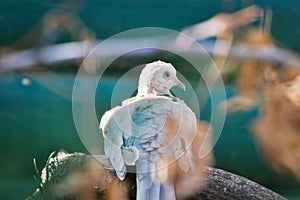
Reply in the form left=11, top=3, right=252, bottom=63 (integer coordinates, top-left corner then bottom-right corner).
left=137, top=60, right=185, bottom=96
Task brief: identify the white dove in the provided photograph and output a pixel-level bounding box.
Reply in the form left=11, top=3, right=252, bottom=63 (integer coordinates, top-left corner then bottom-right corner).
left=100, top=60, right=209, bottom=200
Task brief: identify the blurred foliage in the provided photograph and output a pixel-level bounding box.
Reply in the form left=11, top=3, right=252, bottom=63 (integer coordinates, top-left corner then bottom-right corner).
left=1, top=0, right=300, bottom=199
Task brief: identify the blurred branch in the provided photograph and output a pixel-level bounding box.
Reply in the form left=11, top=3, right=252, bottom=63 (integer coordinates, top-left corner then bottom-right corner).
left=1, top=4, right=300, bottom=72
left=1, top=37, right=300, bottom=72
left=174, top=5, right=263, bottom=51
left=27, top=150, right=287, bottom=200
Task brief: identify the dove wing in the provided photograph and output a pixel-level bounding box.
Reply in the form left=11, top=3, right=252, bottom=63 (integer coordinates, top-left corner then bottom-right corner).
left=130, top=96, right=198, bottom=179
left=170, top=99, right=198, bottom=172
left=151, top=97, right=198, bottom=174
left=100, top=104, right=138, bottom=180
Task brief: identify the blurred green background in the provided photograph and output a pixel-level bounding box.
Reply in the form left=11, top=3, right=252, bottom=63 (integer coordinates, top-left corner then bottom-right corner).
left=1, top=0, right=300, bottom=199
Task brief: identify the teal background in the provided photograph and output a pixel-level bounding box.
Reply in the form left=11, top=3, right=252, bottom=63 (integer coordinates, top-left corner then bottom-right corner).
left=1, top=0, right=300, bottom=199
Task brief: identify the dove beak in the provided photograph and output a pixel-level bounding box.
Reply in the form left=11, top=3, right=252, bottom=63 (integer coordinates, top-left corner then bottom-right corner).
left=175, top=78, right=186, bottom=91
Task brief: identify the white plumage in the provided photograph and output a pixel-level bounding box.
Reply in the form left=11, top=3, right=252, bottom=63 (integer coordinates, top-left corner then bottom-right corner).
left=100, top=61, right=210, bottom=199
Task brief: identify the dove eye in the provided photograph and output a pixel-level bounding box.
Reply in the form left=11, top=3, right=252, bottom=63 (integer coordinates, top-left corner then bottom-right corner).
left=164, top=71, right=170, bottom=78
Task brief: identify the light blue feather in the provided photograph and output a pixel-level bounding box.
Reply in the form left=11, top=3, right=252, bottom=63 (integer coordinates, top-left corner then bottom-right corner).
left=100, top=96, right=197, bottom=200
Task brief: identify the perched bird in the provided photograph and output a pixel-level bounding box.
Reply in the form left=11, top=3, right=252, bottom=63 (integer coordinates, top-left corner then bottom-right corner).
left=253, top=74, right=300, bottom=179
left=100, top=61, right=212, bottom=200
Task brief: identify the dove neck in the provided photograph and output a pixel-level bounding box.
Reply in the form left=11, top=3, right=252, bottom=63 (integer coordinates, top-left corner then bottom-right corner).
left=137, top=85, right=171, bottom=97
